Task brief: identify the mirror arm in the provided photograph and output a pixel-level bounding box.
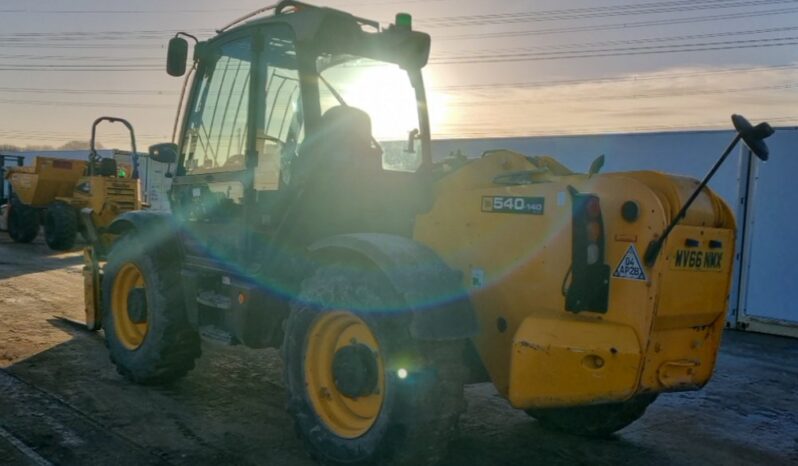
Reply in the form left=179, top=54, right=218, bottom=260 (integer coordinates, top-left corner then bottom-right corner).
left=406, top=128, right=419, bottom=153
left=643, top=134, right=742, bottom=266
left=644, top=114, right=774, bottom=266
left=174, top=32, right=199, bottom=44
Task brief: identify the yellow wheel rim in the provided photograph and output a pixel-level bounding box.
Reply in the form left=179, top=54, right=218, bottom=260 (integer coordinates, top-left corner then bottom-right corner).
left=305, top=311, right=385, bottom=439
left=111, top=263, right=149, bottom=350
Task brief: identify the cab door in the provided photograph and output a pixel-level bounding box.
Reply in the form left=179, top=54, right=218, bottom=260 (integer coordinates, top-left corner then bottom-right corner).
left=172, top=32, right=255, bottom=268
left=172, top=26, right=303, bottom=270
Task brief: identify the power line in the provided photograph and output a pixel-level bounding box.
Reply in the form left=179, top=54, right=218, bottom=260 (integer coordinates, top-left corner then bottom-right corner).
left=0, top=55, right=162, bottom=63
left=433, top=115, right=798, bottom=138
left=430, top=36, right=798, bottom=65
left=1, top=8, right=246, bottom=15
left=420, top=0, right=796, bottom=28
left=3, top=36, right=795, bottom=71
left=0, top=129, right=168, bottom=137
left=0, top=63, right=794, bottom=96
left=0, top=0, right=445, bottom=17
left=0, top=44, right=169, bottom=50
left=446, top=82, right=798, bottom=107
left=431, top=64, right=798, bottom=92
left=0, top=87, right=178, bottom=96
left=0, top=29, right=214, bottom=42
left=438, top=6, right=798, bottom=40
left=421, top=0, right=798, bottom=27
left=433, top=25, right=798, bottom=57
left=0, top=97, right=172, bottom=109
left=0, top=66, right=162, bottom=72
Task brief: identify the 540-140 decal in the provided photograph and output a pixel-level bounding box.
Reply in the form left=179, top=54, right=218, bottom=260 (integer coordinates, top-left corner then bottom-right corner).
left=482, top=196, right=545, bottom=215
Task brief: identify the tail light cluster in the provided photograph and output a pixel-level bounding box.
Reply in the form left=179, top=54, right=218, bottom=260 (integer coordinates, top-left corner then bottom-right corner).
left=566, top=193, right=610, bottom=313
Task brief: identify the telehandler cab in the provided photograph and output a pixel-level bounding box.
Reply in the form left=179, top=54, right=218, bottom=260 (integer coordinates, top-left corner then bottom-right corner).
left=84, top=2, right=774, bottom=464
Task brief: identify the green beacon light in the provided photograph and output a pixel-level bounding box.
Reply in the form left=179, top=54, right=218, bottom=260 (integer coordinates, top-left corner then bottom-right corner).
left=395, top=12, right=412, bottom=30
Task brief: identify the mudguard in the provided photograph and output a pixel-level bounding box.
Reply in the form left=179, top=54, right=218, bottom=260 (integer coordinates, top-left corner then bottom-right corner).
left=106, top=210, right=182, bottom=255
left=308, top=233, right=478, bottom=341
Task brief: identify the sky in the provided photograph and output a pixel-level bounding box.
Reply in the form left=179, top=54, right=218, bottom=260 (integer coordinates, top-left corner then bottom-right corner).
left=0, top=0, right=797, bottom=149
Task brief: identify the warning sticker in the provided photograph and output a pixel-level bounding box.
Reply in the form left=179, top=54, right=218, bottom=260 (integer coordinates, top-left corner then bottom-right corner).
left=613, top=245, right=647, bottom=281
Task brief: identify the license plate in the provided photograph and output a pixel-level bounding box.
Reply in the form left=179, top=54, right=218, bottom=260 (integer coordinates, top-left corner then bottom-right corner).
left=670, top=248, right=725, bottom=272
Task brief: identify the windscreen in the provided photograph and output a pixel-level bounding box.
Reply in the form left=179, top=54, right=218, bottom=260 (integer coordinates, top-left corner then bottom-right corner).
left=319, top=57, right=422, bottom=172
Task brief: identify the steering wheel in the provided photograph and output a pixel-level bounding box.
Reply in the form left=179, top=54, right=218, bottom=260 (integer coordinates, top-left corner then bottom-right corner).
left=259, top=135, right=285, bottom=148
left=222, top=136, right=287, bottom=169
left=223, top=154, right=245, bottom=169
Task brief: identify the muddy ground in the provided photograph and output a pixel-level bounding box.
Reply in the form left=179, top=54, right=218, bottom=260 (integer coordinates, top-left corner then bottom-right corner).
left=0, top=235, right=796, bottom=466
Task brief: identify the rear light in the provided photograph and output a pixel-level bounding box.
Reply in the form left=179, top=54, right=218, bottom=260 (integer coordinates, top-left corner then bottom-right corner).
left=586, top=221, right=602, bottom=244
left=586, top=244, right=600, bottom=264
left=585, top=197, right=602, bottom=219
left=566, top=193, right=610, bottom=313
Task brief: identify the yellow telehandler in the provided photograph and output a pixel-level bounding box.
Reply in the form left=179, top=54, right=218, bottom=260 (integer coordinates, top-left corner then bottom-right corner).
left=83, top=2, right=774, bottom=464
left=4, top=117, right=142, bottom=251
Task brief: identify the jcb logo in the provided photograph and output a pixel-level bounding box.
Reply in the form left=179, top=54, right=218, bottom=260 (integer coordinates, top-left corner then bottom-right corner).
left=673, top=249, right=723, bottom=271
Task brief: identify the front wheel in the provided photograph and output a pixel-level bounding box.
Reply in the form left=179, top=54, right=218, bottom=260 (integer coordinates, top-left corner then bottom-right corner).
left=8, top=195, right=38, bottom=243
left=283, top=265, right=467, bottom=465
left=526, top=393, right=658, bottom=437
left=44, top=201, right=78, bottom=251
left=102, top=234, right=201, bottom=384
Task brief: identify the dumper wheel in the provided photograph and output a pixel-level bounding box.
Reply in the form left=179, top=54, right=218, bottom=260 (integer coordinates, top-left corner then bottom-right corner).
left=44, top=201, right=78, bottom=251
left=283, top=264, right=467, bottom=466
left=526, top=393, right=658, bottom=437
left=102, top=233, right=201, bottom=385
left=8, top=195, right=38, bottom=243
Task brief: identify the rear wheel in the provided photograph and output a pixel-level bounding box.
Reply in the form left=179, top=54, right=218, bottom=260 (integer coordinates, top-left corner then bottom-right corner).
left=44, top=201, right=78, bottom=251
left=526, top=394, right=658, bottom=437
left=283, top=265, right=467, bottom=465
left=8, top=195, right=38, bottom=243
left=102, top=233, right=201, bottom=384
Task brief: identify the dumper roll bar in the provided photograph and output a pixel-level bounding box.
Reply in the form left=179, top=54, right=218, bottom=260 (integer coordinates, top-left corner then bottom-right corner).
left=90, top=116, right=139, bottom=180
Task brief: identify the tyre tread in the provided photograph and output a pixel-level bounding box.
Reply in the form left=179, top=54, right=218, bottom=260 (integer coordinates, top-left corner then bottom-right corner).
left=8, top=194, right=38, bottom=243
left=44, top=201, right=78, bottom=251
left=103, top=234, right=201, bottom=385
left=527, top=393, right=658, bottom=437
left=283, top=265, right=467, bottom=466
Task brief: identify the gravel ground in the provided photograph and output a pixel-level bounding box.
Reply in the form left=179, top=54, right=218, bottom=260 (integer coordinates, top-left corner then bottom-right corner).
left=1, top=235, right=796, bottom=466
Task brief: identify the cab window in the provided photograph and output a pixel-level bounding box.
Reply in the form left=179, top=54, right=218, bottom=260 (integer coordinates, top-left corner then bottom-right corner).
left=318, top=56, right=422, bottom=173
left=182, top=37, right=253, bottom=175
left=254, top=31, right=302, bottom=191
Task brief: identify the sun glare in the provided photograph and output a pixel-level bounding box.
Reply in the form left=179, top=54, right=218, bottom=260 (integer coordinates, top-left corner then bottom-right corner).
left=324, top=63, right=419, bottom=142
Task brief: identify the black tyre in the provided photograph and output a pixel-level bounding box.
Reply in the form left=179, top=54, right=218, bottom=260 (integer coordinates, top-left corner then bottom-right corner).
left=44, top=201, right=78, bottom=251
left=283, top=264, right=467, bottom=466
left=526, top=393, right=658, bottom=437
left=102, top=233, right=201, bottom=384
left=8, top=195, right=38, bottom=243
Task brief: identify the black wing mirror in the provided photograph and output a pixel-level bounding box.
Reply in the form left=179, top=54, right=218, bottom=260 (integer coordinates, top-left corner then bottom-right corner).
left=167, top=36, right=189, bottom=77
left=732, top=114, right=774, bottom=161
left=149, top=143, right=178, bottom=164
left=644, top=114, right=774, bottom=266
